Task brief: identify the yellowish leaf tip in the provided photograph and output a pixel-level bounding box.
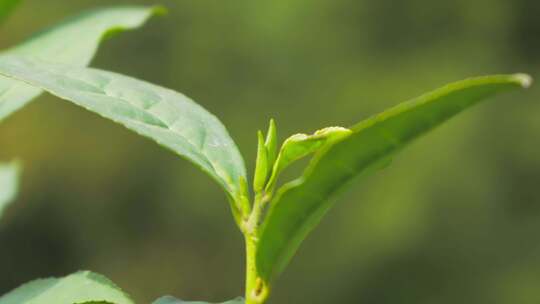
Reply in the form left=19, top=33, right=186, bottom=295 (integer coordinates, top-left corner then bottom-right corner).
left=514, top=73, right=533, bottom=88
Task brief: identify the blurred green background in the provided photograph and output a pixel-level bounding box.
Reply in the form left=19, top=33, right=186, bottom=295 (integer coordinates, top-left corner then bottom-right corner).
left=1, top=0, right=540, bottom=303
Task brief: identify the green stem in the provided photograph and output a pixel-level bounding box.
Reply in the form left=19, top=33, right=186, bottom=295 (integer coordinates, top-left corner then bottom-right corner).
left=244, top=234, right=269, bottom=304
left=243, top=194, right=270, bottom=304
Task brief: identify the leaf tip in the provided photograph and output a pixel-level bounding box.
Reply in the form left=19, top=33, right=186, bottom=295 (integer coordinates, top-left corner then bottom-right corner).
left=265, top=118, right=278, bottom=164
left=268, top=118, right=276, bottom=129
left=514, top=73, right=533, bottom=89
left=266, top=118, right=277, bottom=141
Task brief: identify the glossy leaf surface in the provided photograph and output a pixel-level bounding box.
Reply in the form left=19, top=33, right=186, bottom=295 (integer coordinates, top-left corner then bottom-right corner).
left=0, top=5, right=161, bottom=121
left=257, top=74, right=532, bottom=281
left=0, top=271, right=134, bottom=304
left=0, top=57, right=247, bottom=197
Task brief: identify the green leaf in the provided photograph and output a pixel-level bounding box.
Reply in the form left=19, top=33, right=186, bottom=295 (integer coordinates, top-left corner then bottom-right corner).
left=265, top=126, right=351, bottom=192
left=257, top=74, right=532, bottom=281
left=0, top=5, right=162, bottom=122
left=153, top=296, right=244, bottom=304
left=0, top=271, right=134, bottom=304
left=0, top=161, right=19, bottom=220
left=0, top=0, right=21, bottom=24
left=0, top=56, right=247, bottom=198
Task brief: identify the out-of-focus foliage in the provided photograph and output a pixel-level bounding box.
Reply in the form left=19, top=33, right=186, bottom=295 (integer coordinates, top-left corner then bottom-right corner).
left=0, top=5, right=161, bottom=121
left=0, top=161, right=18, bottom=219
left=0, top=271, right=133, bottom=304
left=0, top=0, right=539, bottom=304
left=0, top=0, right=20, bottom=24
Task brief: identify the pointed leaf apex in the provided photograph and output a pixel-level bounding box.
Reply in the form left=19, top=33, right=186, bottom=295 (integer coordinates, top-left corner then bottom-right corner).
left=265, top=119, right=276, bottom=141
left=514, top=73, right=533, bottom=88
left=269, top=118, right=276, bottom=128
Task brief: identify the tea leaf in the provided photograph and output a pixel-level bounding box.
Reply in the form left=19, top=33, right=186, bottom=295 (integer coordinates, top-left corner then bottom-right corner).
left=0, top=161, right=19, bottom=219
left=265, top=126, right=351, bottom=192
left=0, top=5, right=162, bottom=121
left=0, top=271, right=134, bottom=304
left=257, top=74, right=532, bottom=281
left=0, top=56, right=247, bottom=198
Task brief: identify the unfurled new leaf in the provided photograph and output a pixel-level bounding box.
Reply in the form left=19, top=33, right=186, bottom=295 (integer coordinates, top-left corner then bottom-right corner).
left=257, top=74, right=532, bottom=281
left=0, top=5, right=162, bottom=121
left=153, top=296, right=244, bottom=304
left=0, top=56, right=247, bottom=198
left=0, top=271, right=134, bottom=304
left=265, top=126, right=351, bottom=192
left=0, top=161, right=19, bottom=220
